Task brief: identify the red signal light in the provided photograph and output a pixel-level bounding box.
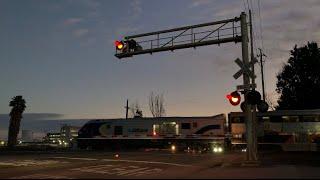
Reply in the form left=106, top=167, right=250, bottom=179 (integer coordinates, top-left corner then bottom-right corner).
left=115, top=40, right=124, bottom=50
left=226, top=91, right=241, bottom=106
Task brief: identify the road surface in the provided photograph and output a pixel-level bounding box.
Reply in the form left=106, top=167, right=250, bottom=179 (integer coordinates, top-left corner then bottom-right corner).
left=0, top=150, right=320, bottom=179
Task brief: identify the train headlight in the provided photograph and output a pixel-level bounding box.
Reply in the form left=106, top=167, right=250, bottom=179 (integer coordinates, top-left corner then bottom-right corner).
left=213, top=147, right=218, bottom=153
left=171, top=145, right=176, bottom=151
left=213, top=146, right=223, bottom=153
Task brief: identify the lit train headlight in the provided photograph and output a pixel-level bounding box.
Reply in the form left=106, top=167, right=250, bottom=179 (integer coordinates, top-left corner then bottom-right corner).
left=213, top=147, right=218, bottom=152
left=171, top=145, right=176, bottom=151
left=213, top=146, right=223, bottom=153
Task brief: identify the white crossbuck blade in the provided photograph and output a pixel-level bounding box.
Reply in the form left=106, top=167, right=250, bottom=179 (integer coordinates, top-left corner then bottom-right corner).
left=233, top=58, right=258, bottom=79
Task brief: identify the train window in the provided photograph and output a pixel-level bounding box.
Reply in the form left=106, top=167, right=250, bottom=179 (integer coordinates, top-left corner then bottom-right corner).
left=195, top=125, right=221, bottom=134
left=114, top=126, right=123, bottom=135
left=262, top=116, right=270, bottom=121
left=270, top=116, right=282, bottom=122
left=157, top=122, right=179, bottom=135
left=181, top=123, right=191, bottom=129
left=278, top=116, right=298, bottom=122
left=230, top=117, right=245, bottom=123
left=300, top=116, right=317, bottom=122
left=193, top=122, right=198, bottom=128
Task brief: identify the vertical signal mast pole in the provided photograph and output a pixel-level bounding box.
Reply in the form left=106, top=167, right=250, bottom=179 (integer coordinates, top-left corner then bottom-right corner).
left=248, top=10, right=258, bottom=162
left=240, top=12, right=257, bottom=162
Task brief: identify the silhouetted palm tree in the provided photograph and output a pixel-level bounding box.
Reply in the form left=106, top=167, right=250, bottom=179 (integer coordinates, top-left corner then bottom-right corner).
left=7, top=96, right=26, bottom=148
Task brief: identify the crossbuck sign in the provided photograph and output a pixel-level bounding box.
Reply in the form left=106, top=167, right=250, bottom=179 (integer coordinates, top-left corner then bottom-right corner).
left=233, top=58, right=257, bottom=80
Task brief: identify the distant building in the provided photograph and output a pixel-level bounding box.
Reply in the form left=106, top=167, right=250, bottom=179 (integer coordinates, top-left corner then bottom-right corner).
left=60, top=124, right=81, bottom=144
left=43, top=124, right=81, bottom=147
left=44, top=133, right=61, bottom=144
left=21, top=130, right=34, bottom=142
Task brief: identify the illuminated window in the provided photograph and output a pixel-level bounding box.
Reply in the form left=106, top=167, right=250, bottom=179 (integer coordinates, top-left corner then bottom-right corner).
left=155, top=122, right=179, bottom=135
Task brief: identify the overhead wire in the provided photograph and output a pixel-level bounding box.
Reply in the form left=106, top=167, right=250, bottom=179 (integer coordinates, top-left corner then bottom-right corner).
left=251, top=0, right=259, bottom=56
left=246, top=0, right=250, bottom=12
left=257, top=0, right=265, bottom=55
left=242, top=0, right=249, bottom=14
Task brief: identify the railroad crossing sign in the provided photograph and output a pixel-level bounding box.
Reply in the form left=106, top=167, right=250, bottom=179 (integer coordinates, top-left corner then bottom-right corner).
left=233, top=58, right=258, bottom=79
left=237, top=83, right=256, bottom=90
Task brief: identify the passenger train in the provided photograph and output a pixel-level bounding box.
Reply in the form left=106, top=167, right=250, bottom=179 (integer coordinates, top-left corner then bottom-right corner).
left=77, top=114, right=227, bottom=151
left=229, top=109, right=320, bottom=145
left=77, top=110, right=320, bottom=151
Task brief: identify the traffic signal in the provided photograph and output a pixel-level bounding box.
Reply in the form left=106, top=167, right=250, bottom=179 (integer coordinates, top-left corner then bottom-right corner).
left=226, top=91, right=241, bottom=106
left=115, top=40, right=125, bottom=50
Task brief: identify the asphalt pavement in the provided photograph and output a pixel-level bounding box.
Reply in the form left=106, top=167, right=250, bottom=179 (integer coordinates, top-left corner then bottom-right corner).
left=0, top=150, right=320, bottom=179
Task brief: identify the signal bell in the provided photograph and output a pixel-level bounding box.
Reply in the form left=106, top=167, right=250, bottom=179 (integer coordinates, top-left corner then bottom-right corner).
left=226, top=91, right=241, bottom=106
left=246, top=90, right=261, bottom=105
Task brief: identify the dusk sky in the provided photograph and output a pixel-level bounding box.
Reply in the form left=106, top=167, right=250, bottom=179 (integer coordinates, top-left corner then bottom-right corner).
left=1, top=0, right=320, bottom=122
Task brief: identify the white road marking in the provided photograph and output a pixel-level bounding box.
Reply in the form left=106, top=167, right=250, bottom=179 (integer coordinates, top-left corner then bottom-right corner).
left=102, top=159, right=193, bottom=167
left=71, top=164, right=163, bottom=177
left=0, top=160, right=66, bottom=167
left=10, top=174, right=73, bottom=179
left=71, top=165, right=117, bottom=174
left=116, top=167, right=150, bottom=176
left=51, top=156, right=193, bottom=167
left=52, top=157, right=98, bottom=161
left=129, top=168, right=163, bottom=177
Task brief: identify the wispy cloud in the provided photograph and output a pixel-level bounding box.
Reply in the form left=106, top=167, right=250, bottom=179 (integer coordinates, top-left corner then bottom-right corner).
left=189, top=0, right=213, bottom=8
left=73, top=28, right=89, bottom=37
left=115, top=0, right=143, bottom=38
left=83, top=0, right=101, bottom=18
left=63, top=17, right=83, bottom=26
left=115, top=26, right=142, bottom=38
left=130, top=0, right=142, bottom=19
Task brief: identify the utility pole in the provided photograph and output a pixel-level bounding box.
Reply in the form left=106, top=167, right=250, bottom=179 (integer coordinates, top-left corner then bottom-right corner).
left=125, top=99, right=129, bottom=119
left=240, top=12, right=258, bottom=163
left=249, top=10, right=255, bottom=89
left=248, top=10, right=258, bottom=163
left=258, top=48, right=267, bottom=102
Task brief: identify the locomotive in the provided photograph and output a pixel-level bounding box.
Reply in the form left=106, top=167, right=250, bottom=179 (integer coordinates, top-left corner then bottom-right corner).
left=77, top=114, right=227, bottom=151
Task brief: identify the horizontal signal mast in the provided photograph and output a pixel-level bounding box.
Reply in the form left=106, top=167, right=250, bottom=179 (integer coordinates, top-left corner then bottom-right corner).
left=114, top=17, right=241, bottom=59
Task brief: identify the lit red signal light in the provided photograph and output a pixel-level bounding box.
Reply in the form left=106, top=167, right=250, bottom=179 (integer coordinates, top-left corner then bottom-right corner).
left=226, top=91, right=241, bottom=106
left=115, top=40, right=124, bottom=50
